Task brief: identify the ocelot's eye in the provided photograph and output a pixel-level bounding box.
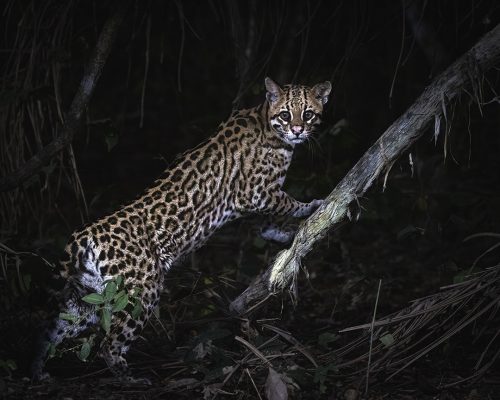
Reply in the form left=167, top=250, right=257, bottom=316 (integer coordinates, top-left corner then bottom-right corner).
left=303, top=110, right=314, bottom=120
left=279, top=111, right=291, bottom=121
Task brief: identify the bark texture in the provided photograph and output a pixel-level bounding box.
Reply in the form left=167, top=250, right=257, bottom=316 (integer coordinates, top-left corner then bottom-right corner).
left=230, top=23, right=500, bottom=315
left=0, top=6, right=127, bottom=193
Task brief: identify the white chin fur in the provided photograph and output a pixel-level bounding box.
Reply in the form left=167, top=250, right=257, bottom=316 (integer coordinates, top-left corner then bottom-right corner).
left=284, top=132, right=308, bottom=144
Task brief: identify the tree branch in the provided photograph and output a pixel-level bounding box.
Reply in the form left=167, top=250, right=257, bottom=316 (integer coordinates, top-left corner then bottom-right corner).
left=230, top=23, right=500, bottom=315
left=0, top=5, right=128, bottom=193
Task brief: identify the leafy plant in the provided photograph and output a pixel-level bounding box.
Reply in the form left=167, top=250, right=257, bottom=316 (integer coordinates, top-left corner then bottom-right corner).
left=59, top=275, right=142, bottom=361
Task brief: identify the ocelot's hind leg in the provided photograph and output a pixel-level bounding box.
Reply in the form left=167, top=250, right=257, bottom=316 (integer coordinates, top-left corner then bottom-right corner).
left=100, top=271, right=163, bottom=385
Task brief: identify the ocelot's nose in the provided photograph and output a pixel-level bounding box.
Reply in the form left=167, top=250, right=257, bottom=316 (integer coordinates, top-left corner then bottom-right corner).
left=291, top=125, right=303, bottom=135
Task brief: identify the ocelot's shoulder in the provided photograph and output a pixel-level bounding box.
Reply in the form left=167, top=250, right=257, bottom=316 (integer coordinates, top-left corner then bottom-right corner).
left=223, top=106, right=263, bottom=129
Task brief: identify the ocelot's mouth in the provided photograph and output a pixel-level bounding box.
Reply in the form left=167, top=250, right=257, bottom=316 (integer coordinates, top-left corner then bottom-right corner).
left=284, top=132, right=309, bottom=144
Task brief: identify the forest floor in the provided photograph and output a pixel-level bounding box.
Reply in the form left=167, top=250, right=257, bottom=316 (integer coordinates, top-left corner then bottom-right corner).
left=2, top=208, right=500, bottom=399
left=2, top=138, right=500, bottom=399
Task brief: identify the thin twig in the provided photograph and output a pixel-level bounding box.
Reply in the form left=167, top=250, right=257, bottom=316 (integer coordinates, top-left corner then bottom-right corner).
left=245, top=368, right=263, bottom=400
left=235, top=336, right=272, bottom=367
left=365, top=279, right=382, bottom=395
left=262, top=323, right=318, bottom=367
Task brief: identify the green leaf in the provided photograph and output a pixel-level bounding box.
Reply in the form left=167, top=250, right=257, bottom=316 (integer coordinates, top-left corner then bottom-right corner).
left=318, top=332, right=340, bottom=348
left=21, top=273, right=32, bottom=293
left=453, top=270, right=468, bottom=284
left=203, top=277, right=213, bottom=285
left=131, top=301, right=143, bottom=319
left=6, top=359, right=17, bottom=370
left=59, top=312, right=78, bottom=322
left=78, top=341, right=91, bottom=361
left=104, top=281, right=117, bottom=301
left=48, top=343, right=56, bottom=359
left=397, top=225, right=420, bottom=240
left=115, top=275, right=123, bottom=288
left=200, top=304, right=215, bottom=316
left=113, top=289, right=126, bottom=301
left=112, top=293, right=129, bottom=312
left=0, top=359, right=17, bottom=372
left=131, top=287, right=143, bottom=298
left=104, top=131, right=119, bottom=152
left=82, top=293, right=105, bottom=305
left=380, top=333, right=395, bottom=347
left=116, top=289, right=127, bottom=297
left=101, top=308, right=112, bottom=333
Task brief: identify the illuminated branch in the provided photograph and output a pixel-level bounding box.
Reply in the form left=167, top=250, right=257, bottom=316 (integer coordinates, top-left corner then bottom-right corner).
left=230, top=23, right=500, bottom=315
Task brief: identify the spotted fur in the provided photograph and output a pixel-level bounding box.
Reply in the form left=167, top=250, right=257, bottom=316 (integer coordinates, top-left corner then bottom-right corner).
left=32, top=77, right=332, bottom=383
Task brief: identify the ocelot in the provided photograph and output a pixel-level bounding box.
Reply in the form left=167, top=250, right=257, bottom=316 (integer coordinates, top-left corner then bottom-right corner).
left=32, top=77, right=332, bottom=383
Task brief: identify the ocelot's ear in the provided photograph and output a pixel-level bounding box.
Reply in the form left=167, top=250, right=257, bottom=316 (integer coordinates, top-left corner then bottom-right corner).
left=312, top=81, right=332, bottom=105
left=265, top=77, right=283, bottom=104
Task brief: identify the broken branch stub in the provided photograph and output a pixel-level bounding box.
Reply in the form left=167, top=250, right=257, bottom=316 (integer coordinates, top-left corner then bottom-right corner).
left=230, top=23, right=500, bottom=315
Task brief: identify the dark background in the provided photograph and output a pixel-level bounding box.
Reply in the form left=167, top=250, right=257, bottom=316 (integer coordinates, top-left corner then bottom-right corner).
left=1, top=1, right=500, bottom=398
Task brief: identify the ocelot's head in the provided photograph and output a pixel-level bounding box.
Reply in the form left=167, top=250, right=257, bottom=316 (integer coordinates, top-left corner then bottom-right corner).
left=265, top=77, right=331, bottom=145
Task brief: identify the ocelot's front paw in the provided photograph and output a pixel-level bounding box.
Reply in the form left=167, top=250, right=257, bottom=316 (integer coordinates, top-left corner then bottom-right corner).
left=293, top=198, right=324, bottom=218
left=309, top=198, right=324, bottom=210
